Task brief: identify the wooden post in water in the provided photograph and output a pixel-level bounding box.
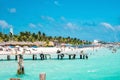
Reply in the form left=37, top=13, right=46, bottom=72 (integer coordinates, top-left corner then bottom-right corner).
left=80, top=54, right=82, bottom=59
left=10, top=78, right=20, bottom=80
left=73, top=54, right=76, bottom=59
left=33, top=54, right=35, bottom=60
left=15, top=55, right=17, bottom=60
left=60, top=54, right=64, bottom=59
left=69, top=55, right=71, bottom=59
left=17, top=54, right=24, bottom=75
left=57, top=54, right=60, bottom=59
left=83, top=54, right=85, bottom=59
left=7, top=55, right=10, bottom=60
left=86, top=54, right=88, bottom=59
left=40, top=73, right=46, bottom=80
left=40, top=54, right=44, bottom=60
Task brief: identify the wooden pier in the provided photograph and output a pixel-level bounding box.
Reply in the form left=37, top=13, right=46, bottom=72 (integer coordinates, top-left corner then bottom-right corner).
left=0, top=53, right=88, bottom=61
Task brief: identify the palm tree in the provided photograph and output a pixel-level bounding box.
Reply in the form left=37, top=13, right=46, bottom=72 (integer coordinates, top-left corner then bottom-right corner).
left=37, top=31, right=41, bottom=41
left=0, top=32, right=3, bottom=42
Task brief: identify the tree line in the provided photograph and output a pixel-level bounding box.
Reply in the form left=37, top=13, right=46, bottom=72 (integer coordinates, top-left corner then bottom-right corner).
left=0, top=31, right=91, bottom=45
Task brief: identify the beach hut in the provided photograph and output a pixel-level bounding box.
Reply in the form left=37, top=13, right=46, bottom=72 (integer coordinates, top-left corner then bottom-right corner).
left=48, top=41, right=54, bottom=47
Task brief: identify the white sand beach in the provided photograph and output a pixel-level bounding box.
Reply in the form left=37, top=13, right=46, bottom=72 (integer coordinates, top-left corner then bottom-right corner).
left=0, top=46, right=100, bottom=55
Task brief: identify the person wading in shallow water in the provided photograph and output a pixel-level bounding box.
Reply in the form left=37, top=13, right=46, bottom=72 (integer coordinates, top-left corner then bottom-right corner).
left=17, top=54, right=24, bottom=75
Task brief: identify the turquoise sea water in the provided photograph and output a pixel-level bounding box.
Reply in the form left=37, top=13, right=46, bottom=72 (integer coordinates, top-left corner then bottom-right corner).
left=0, top=48, right=120, bottom=80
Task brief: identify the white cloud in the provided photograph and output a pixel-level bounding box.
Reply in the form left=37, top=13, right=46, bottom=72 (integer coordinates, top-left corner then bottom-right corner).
left=46, top=16, right=55, bottom=21
left=116, top=25, right=120, bottom=31
left=8, top=8, right=16, bottom=13
left=54, top=1, right=60, bottom=6
left=100, top=22, right=115, bottom=31
left=67, top=22, right=73, bottom=27
left=41, top=16, right=55, bottom=22
left=82, top=21, right=97, bottom=26
left=41, top=16, right=45, bottom=19
left=29, top=23, right=44, bottom=28
left=0, top=20, right=9, bottom=28
left=29, top=23, right=36, bottom=28
left=66, top=22, right=78, bottom=29
left=61, top=16, right=66, bottom=21
left=38, top=23, right=43, bottom=27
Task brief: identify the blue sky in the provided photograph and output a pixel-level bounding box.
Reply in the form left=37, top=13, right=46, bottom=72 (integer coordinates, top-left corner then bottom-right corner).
left=0, top=0, right=120, bottom=42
